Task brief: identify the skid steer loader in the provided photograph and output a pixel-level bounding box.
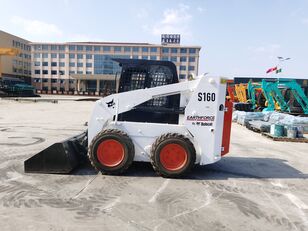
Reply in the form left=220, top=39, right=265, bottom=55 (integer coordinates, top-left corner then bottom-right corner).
left=24, top=59, right=232, bottom=177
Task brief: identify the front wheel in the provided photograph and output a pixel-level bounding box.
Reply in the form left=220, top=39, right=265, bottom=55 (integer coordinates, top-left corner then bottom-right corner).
left=88, top=129, right=134, bottom=175
left=150, top=133, right=196, bottom=178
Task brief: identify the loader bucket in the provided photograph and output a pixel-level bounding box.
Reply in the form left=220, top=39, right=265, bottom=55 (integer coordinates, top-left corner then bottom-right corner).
left=24, top=131, right=88, bottom=174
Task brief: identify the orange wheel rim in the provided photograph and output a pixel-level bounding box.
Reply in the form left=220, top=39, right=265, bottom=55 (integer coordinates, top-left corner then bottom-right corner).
left=159, top=143, right=188, bottom=171
left=97, top=139, right=124, bottom=167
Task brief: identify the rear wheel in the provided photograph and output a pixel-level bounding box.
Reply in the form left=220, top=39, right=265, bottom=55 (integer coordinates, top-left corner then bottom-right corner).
left=88, top=129, right=134, bottom=175
left=150, top=133, right=196, bottom=178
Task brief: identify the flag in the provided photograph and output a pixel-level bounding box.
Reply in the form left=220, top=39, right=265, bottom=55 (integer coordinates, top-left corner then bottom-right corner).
left=266, top=66, right=277, bottom=74
left=276, top=68, right=282, bottom=74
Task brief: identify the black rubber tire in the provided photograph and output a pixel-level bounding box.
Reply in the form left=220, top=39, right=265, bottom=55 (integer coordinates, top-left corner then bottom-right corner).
left=88, top=129, right=134, bottom=175
left=150, top=133, right=196, bottom=178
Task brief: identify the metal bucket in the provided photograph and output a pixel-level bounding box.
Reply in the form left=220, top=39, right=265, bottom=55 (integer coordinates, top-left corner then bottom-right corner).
left=24, top=131, right=88, bottom=174
left=270, top=124, right=284, bottom=137
left=297, top=126, right=304, bottom=138
left=287, top=126, right=297, bottom=138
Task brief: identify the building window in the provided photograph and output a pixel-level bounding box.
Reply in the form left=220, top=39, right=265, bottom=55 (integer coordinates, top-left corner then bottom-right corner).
left=142, top=47, right=148, bottom=52
left=86, top=63, right=92, bottom=68
left=103, top=46, right=111, bottom=52
left=189, top=57, right=195, bottom=62
left=59, top=53, right=65, bottom=59
left=34, top=53, right=41, bottom=58
left=77, top=45, right=83, bottom=51
left=86, top=71, right=92, bottom=74
left=150, top=47, right=157, bottom=52
left=114, top=47, right=122, bottom=52
left=42, top=62, right=48, bottom=66
left=189, top=48, right=196, bottom=54
left=42, top=45, right=48, bottom=51
left=51, top=53, right=57, bottom=58
left=34, top=45, right=41, bottom=51
left=86, top=54, right=92, bottom=59
left=94, top=46, right=100, bottom=51
left=51, top=45, right=57, bottom=50
left=51, top=62, right=57, bottom=67
left=69, top=62, right=75, bottom=67
left=180, top=65, right=186, bottom=70
left=180, top=57, right=187, bottom=62
left=42, top=78, right=49, bottom=83
left=124, top=47, right=131, bottom=52
left=51, top=70, right=57, bottom=75
left=59, top=70, right=65, bottom=75
left=69, top=54, right=75, bottom=59
left=42, top=70, right=48, bottom=75
left=69, top=45, right=75, bottom=51
left=77, top=54, right=83, bottom=59
left=179, top=74, right=186, bottom=79
left=150, top=56, right=157, bottom=60
left=69, top=71, right=75, bottom=74
left=162, top=48, right=169, bottom=53
left=42, top=53, right=48, bottom=58
left=180, top=48, right=187, bottom=53
left=59, top=45, right=65, bottom=51
left=142, top=56, right=148, bottom=60
left=86, top=45, right=92, bottom=51
left=77, top=63, right=83, bottom=67
left=161, top=56, right=168, bottom=61
left=34, top=70, right=40, bottom=74
left=59, top=62, right=65, bottom=67
left=132, top=55, right=138, bottom=59
left=51, top=78, right=57, bottom=83
left=188, top=66, right=195, bottom=71
left=132, top=47, right=139, bottom=52
left=77, top=71, right=83, bottom=74
left=171, top=48, right=178, bottom=53
left=34, top=61, right=40, bottom=66
left=170, top=56, right=177, bottom=62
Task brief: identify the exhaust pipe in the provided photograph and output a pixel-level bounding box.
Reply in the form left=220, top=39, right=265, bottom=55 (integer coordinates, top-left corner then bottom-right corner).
left=24, top=131, right=88, bottom=174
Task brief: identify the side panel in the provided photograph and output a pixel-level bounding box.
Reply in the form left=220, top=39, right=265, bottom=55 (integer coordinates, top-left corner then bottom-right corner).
left=184, top=77, right=227, bottom=165
left=221, top=100, right=233, bottom=156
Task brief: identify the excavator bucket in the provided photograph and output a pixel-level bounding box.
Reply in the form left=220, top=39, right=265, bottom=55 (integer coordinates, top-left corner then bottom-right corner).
left=24, top=131, right=88, bottom=174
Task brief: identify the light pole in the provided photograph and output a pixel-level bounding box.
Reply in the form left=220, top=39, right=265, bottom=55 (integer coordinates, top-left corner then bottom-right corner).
left=276, top=56, right=291, bottom=74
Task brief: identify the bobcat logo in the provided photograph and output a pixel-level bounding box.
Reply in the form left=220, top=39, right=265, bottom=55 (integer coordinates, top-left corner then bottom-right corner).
left=106, top=99, right=115, bottom=108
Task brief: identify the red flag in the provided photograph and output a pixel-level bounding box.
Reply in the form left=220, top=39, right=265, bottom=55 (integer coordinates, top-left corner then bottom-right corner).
left=266, top=66, right=277, bottom=74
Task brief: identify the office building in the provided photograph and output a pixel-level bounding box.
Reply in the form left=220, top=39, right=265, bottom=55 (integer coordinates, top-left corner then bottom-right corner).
left=0, top=30, right=31, bottom=82
left=0, top=30, right=201, bottom=94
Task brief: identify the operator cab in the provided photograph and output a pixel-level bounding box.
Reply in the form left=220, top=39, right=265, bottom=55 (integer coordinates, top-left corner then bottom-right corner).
left=114, top=59, right=181, bottom=124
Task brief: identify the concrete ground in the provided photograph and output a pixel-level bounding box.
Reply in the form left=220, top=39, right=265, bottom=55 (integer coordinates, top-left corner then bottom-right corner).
left=0, top=97, right=307, bottom=231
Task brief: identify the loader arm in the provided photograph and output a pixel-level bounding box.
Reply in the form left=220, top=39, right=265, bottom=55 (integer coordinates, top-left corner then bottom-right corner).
left=88, top=78, right=201, bottom=145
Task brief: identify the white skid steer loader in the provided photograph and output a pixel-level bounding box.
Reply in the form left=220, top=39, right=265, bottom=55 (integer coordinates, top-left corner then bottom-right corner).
left=25, top=59, right=232, bottom=178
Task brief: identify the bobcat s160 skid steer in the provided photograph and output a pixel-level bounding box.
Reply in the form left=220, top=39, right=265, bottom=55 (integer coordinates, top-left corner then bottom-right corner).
left=24, top=59, right=232, bottom=177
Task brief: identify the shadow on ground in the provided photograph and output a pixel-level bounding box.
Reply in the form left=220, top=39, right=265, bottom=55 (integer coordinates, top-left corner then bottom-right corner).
left=73, top=156, right=308, bottom=180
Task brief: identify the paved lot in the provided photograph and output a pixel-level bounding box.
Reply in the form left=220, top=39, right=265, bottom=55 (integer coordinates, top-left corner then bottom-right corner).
left=0, top=97, right=307, bottom=231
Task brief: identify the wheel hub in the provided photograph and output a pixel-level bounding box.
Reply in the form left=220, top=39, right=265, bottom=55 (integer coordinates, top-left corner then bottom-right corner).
left=159, top=143, right=188, bottom=171
left=97, top=139, right=124, bottom=167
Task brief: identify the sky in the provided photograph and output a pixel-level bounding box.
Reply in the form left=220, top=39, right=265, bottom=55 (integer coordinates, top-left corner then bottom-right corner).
left=1, top=0, right=308, bottom=78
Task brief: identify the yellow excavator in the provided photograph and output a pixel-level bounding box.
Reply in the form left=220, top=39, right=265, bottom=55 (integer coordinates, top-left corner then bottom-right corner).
left=234, top=83, right=248, bottom=103
left=0, top=48, right=36, bottom=97
left=0, top=48, right=20, bottom=77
